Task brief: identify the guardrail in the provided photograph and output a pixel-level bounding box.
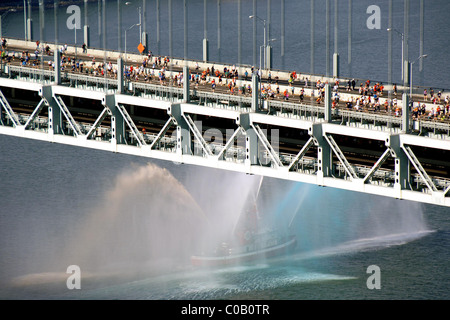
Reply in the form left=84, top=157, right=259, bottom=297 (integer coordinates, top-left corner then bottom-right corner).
left=4, top=65, right=450, bottom=136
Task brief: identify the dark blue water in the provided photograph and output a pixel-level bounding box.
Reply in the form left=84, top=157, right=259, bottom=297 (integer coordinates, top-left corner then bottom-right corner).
left=1, top=0, right=450, bottom=89
left=0, top=133, right=448, bottom=300
left=0, top=0, right=449, bottom=301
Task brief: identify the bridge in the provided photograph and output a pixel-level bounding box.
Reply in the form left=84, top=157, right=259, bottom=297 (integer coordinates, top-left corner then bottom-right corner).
left=1, top=39, right=450, bottom=207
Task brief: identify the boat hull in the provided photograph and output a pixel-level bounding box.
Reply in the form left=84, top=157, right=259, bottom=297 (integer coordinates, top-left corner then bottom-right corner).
left=191, top=235, right=297, bottom=267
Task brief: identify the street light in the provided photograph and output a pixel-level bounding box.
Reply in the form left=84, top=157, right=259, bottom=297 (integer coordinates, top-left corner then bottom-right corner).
left=249, top=15, right=267, bottom=72
left=387, top=28, right=405, bottom=81
left=125, top=2, right=142, bottom=45
left=125, top=23, right=141, bottom=64
left=410, top=54, right=428, bottom=101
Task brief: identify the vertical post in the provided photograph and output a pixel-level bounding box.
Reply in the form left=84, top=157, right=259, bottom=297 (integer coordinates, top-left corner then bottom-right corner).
left=98, top=0, right=101, bottom=46
left=156, top=0, right=160, bottom=55
left=54, top=0, right=59, bottom=47
left=184, top=0, right=188, bottom=61
left=54, top=50, right=61, bottom=85
left=117, top=0, right=121, bottom=52
left=217, top=0, right=221, bottom=61
left=252, top=73, right=259, bottom=113
left=324, top=84, right=332, bottom=122
left=404, top=0, right=409, bottom=68
left=102, top=0, right=107, bottom=90
left=333, top=53, right=340, bottom=78
left=326, top=0, right=330, bottom=77
left=24, top=0, right=27, bottom=40
left=388, top=0, right=393, bottom=87
left=310, top=0, right=315, bottom=75
left=402, top=92, right=410, bottom=133
left=142, top=0, right=148, bottom=54
left=312, top=124, right=332, bottom=185
left=84, top=0, right=89, bottom=47
left=238, top=0, right=242, bottom=68
left=183, top=66, right=190, bottom=103
left=281, top=0, right=285, bottom=69
left=267, top=0, right=271, bottom=44
left=27, top=0, right=32, bottom=41
left=388, top=135, right=410, bottom=196
left=252, top=0, right=257, bottom=67
left=203, top=0, right=209, bottom=62
left=333, top=0, right=339, bottom=78
left=108, top=96, right=125, bottom=148
left=39, top=0, right=44, bottom=44
left=348, top=0, right=352, bottom=74
left=419, top=0, right=424, bottom=85
left=117, top=58, right=124, bottom=94
left=169, top=0, right=172, bottom=61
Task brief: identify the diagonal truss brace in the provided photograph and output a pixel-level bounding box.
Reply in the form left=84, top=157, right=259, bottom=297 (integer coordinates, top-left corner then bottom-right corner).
left=86, top=107, right=111, bottom=139
left=288, top=137, right=316, bottom=171
left=0, top=89, right=21, bottom=127
left=116, top=103, right=147, bottom=146
left=216, top=127, right=242, bottom=160
left=402, top=145, right=438, bottom=193
left=324, top=134, right=358, bottom=180
left=23, top=98, right=48, bottom=130
left=362, top=148, right=392, bottom=184
left=54, top=95, right=83, bottom=136
left=252, top=124, right=283, bottom=168
left=182, top=113, right=213, bottom=157
left=150, top=117, right=174, bottom=150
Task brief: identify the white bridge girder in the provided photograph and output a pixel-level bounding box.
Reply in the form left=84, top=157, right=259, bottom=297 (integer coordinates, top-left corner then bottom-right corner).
left=0, top=80, right=450, bottom=207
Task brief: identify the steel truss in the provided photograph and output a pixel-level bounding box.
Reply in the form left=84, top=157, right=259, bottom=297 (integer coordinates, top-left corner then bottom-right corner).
left=1, top=78, right=450, bottom=207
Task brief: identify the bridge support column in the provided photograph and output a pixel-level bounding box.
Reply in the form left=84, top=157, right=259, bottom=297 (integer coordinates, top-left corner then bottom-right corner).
left=324, top=84, right=332, bottom=123
left=387, top=135, right=410, bottom=197
left=402, top=92, right=410, bottom=133
left=238, top=113, right=258, bottom=167
left=266, top=45, right=273, bottom=70
left=54, top=51, right=61, bottom=85
left=311, top=124, right=333, bottom=185
left=117, top=58, right=124, bottom=94
left=142, top=32, right=148, bottom=54
left=27, top=18, right=33, bottom=41
left=84, top=25, right=90, bottom=47
left=40, top=86, right=61, bottom=138
left=203, top=38, right=209, bottom=62
left=183, top=66, right=190, bottom=103
left=251, top=73, right=259, bottom=113
left=333, top=53, right=340, bottom=78
left=168, top=104, right=192, bottom=157
left=104, top=95, right=125, bottom=149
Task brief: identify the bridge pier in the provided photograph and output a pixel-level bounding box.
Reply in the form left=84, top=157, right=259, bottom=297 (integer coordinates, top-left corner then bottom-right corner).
left=105, top=95, right=125, bottom=149
left=238, top=113, right=258, bottom=168
left=40, top=86, right=62, bottom=138
left=311, top=124, right=333, bottom=185
left=168, top=104, right=192, bottom=157
left=387, top=135, right=411, bottom=197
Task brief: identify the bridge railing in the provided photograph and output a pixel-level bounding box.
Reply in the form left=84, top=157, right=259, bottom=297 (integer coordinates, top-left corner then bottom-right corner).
left=4, top=65, right=450, bottom=137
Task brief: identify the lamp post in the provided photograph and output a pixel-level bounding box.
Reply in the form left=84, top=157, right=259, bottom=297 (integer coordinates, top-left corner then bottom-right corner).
left=249, top=15, right=266, bottom=71
left=387, top=28, right=405, bottom=81
left=125, top=2, right=143, bottom=50
left=410, top=54, right=428, bottom=101
left=23, top=0, right=27, bottom=39
left=125, top=23, right=140, bottom=64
